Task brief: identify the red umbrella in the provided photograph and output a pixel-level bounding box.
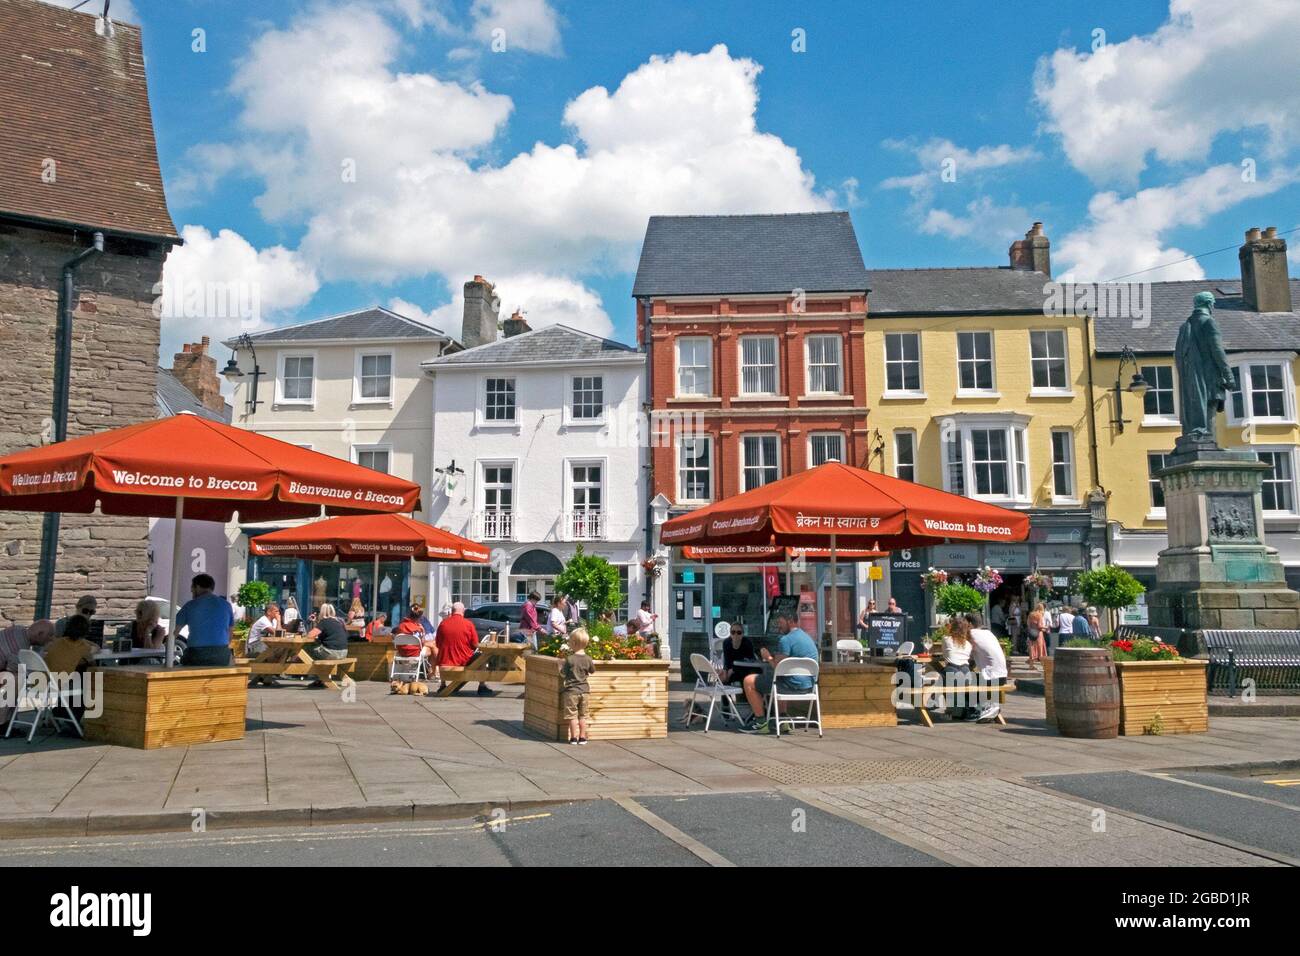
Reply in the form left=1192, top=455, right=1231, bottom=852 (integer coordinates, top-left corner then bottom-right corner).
left=0, top=413, right=422, bottom=664
left=250, top=515, right=489, bottom=625
left=661, top=461, right=1029, bottom=639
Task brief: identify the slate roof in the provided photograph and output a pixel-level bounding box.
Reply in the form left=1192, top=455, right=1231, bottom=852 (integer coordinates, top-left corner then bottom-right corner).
left=0, top=0, right=177, bottom=241
left=1093, top=279, right=1300, bottom=355
left=866, top=267, right=1053, bottom=315
left=424, top=324, right=640, bottom=367
left=155, top=368, right=231, bottom=423
left=227, top=308, right=451, bottom=346
left=631, top=212, right=870, bottom=296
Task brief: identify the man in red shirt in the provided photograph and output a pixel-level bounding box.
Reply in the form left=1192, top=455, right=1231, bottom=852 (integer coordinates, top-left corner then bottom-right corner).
left=436, top=602, right=492, bottom=696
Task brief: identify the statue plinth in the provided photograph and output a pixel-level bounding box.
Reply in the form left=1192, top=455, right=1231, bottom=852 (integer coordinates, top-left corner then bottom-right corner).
left=1148, top=446, right=1300, bottom=632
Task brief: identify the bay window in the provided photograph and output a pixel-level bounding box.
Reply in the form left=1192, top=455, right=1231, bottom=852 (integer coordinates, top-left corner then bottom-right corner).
left=940, top=415, right=1030, bottom=503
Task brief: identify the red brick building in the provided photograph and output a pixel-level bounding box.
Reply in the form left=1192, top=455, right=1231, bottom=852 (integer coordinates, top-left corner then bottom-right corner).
left=632, top=213, right=871, bottom=657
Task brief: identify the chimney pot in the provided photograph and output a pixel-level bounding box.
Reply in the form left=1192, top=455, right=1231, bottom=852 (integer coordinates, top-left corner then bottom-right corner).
left=1247, top=227, right=1262, bottom=242
left=1264, top=226, right=1278, bottom=239
left=1008, top=221, right=1051, bottom=276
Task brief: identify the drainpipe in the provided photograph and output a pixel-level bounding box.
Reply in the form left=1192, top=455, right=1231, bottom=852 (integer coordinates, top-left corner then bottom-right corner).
left=1081, top=311, right=1102, bottom=491
left=35, top=232, right=104, bottom=620
left=640, top=297, right=655, bottom=611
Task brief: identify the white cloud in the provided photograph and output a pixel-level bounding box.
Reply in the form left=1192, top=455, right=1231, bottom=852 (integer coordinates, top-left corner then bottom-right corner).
left=920, top=197, right=1031, bottom=245
left=881, top=139, right=1039, bottom=196
left=185, top=11, right=828, bottom=335
left=158, top=225, right=320, bottom=361
left=390, top=273, right=612, bottom=339
left=1054, top=164, right=1297, bottom=282
left=1034, top=0, right=1300, bottom=185
left=470, top=0, right=562, bottom=56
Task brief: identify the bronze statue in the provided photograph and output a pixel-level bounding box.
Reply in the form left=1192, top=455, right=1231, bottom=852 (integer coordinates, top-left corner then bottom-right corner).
left=1174, top=291, right=1235, bottom=441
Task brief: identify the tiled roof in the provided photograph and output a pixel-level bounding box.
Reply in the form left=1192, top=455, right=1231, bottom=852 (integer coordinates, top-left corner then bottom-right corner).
left=0, top=0, right=177, bottom=240
left=866, top=267, right=1053, bottom=315
left=229, top=308, right=451, bottom=345
left=1093, top=279, right=1300, bottom=355
left=425, top=324, right=640, bottom=367
left=155, top=368, right=231, bottom=423
left=632, top=212, right=869, bottom=296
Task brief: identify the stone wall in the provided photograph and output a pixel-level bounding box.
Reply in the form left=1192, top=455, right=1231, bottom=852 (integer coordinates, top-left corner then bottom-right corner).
left=0, top=221, right=165, bottom=626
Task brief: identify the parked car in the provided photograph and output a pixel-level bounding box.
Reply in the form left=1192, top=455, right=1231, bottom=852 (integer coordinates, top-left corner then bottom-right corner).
left=464, top=601, right=550, bottom=642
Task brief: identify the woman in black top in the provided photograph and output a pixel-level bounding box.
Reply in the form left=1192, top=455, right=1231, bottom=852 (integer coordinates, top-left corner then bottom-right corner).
left=719, top=623, right=760, bottom=686
left=305, top=603, right=350, bottom=660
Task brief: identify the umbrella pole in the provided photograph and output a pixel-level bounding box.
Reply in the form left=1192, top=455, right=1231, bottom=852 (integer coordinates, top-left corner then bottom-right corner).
left=785, top=554, right=792, bottom=594
left=830, top=533, right=839, bottom=656
left=372, top=553, right=380, bottom=625
left=166, top=496, right=185, bottom=669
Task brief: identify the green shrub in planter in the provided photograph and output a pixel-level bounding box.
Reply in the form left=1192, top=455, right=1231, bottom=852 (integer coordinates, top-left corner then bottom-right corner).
left=934, top=582, right=984, bottom=617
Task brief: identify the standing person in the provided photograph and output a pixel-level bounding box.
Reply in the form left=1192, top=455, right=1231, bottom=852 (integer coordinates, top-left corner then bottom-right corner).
left=886, top=597, right=902, bottom=615
left=54, top=595, right=97, bottom=638
left=965, top=613, right=1008, bottom=723
left=519, top=591, right=541, bottom=648
left=561, top=628, right=595, bottom=745
left=128, top=599, right=167, bottom=650
left=1076, top=607, right=1097, bottom=640
left=940, top=616, right=975, bottom=720
left=566, top=594, right=581, bottom=627
left=857, top=599, right=877, bottom=640
left=548, top=595, right=569, bottom=638
left=1055, top=605, right=1076, bottom=656
left=434, top=602, right=492, bottom=696
left=282, top=596, right=301, bottom=633
left=1026, top=602, right=1048, bottom=666
left=634, top=600, right=658, bottom=656
left=742, top=610, right=819, bottom=735
left=1087, top=607, right=1103, bottom=640
left=1008, top=599, right=1023, bottom=654
left=990, top=599, right=1007, bottom=636
left=175, top=574, right=235, bottom=667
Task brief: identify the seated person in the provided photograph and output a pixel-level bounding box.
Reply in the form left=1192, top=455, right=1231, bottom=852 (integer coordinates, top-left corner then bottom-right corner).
left=435, top=602, right=491, bottom=696
left=247, top=602, right=281, bottom=656
left=394, top=604, right=436, bottom=661
left=719, top=622, right=759, bottom=687
left=741, top=611, right=819, bottom=734
left=940, top=617, right=976, bottom=720
left=127, top=599, right=167, bottom=650
left=965, top=613, right=1008, bottom=723
left=54, top=594, right=97, bottom=638
left=44, top=615, right=97, bottom=675
left=176, top=574, right=235, bottom=667
left=0, top=621, right=32, bottom=675
left=304, top=603, right=349, bottom=661
left=282, top=597, right=301, bottom=633
left=364, top=612, right=390, bottom=640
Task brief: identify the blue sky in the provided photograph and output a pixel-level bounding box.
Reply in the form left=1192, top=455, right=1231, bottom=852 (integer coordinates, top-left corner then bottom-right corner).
left=61, top=0, right=1300, bottom=356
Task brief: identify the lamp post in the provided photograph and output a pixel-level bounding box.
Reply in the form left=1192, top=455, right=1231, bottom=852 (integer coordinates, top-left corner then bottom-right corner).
left=1109, top=346, right=1149, bottom=434
left=220, top=333, right=264, bottom=416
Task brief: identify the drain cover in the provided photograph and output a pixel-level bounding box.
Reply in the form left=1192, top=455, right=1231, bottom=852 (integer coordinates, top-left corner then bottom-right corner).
left=742, top=757, right=983, bottom=786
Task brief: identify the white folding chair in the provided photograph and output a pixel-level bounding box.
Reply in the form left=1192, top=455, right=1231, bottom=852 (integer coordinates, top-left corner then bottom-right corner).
left=895, top=641, right=915, bottom=657
left=389, top=635, right=427, bottom=682
left=836, top=639, right=865, bottom=663
left=4, top=650, right=83, bottom=741
left=683, top=653, right=745, bottom=732
left=707, top=636, right=727, bottom=671
left=766, top=656, right=822, bottom=737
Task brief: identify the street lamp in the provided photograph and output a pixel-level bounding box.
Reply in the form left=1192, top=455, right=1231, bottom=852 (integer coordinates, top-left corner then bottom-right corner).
left=1109, top=346, right=1149, bottom=434
left=221, top=333, right=264, bottom=416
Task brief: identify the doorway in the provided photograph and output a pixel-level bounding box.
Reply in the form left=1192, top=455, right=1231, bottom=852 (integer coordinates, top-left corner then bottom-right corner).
left=670, top=584, right=705, bottom=661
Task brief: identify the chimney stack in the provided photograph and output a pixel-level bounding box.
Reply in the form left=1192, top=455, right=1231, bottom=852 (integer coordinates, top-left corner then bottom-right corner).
left=170, top=336, right=225, bottom=413
left=503, top=310, right=532, bottom=338
left=1239, top=225, right=1292, bottom=313
left=461, top=275, right=500, bottom=349
left=1008, top=221, right=1051, bottom=276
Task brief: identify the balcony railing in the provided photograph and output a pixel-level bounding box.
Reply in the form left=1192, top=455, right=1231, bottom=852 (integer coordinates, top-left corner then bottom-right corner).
left=475, top=510, right=515, bottom=541
left=566, top=510, right=605, bottom=541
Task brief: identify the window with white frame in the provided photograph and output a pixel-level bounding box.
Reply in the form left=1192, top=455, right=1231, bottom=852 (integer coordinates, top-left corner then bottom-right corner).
left=484, top=377, right=516, bottom=422
left=279, top=354, right=315, bottom=403
left=353, top=446, right=390, bottom=474
left=1255, top=449, right=1296, bottom=513
left=1148, top=452, right=1171, bottom=511
left=451, top=566, right=499, bottom=608
left=894, top=430, right=916, bottom=482
left=480, top=463, right=514, bottom=538
left=739, top=336, right=779, bottom=395
left=570, top=463, right=603, bottom=538
left=1140, top=364, right=1177, bottom=420
left=741, top=434, right=780, bottom=490
left=956, top=331, right=995, bottom=391
left=676, top=337, right=713, bottom=396
left=941, top=417, right=1030, bottom=503
left=1230, top=361, right=1292, bottom=422
left=809, top=431, right=845, bottom=466
left=570, top=375, right=604, bottom=420
left=1029, top=330, right=1068, bottom=391
left=805, top=335, right=843, bottom=394
left=1051, top=429, right=1076, bottom=500
left=884, top=332, right=922, bottom=394
left=677, top=434, right=712, bottom=502
left=356, top=352, right=392, bottom=402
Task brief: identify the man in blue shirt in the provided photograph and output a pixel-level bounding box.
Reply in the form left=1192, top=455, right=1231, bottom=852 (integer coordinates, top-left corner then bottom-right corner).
left=175, top=573, right=235, bottom=667
left=743, top=610, right=820, bottom=734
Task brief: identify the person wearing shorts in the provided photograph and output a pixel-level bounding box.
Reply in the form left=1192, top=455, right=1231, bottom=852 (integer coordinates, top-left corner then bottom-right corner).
left=562, top=628, right=595, bottom=745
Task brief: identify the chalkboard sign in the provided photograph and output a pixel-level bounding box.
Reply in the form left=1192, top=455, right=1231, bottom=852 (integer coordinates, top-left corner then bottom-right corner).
left=866, top=612, right=907, bottom=653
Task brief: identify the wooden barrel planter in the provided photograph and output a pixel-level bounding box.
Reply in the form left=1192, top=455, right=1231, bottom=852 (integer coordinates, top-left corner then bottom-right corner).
left=523, top=655, right=669, bottom=741
left=1052, top=647, right=1120, bottom=739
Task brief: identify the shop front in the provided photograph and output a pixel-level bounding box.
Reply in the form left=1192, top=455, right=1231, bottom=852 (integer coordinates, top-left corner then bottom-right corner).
left=244, top=545, right=413, bottom=621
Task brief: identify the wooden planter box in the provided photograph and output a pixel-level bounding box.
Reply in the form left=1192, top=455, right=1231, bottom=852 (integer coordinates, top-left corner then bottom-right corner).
left=1043, top=657, right=1055, bottom=725
left=523, top=655, right=669, bottom=741
left=819, top=663, right=897, bottom=728
left=84, top=664, right=250, bottom=749
left=348, top=637, right=394, bottom=681
left=1115, top=659, right=1208, bottom=736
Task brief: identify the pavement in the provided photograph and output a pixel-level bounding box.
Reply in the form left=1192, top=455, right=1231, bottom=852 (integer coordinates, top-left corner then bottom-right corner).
left=0, top=671, right=1297, bottom=844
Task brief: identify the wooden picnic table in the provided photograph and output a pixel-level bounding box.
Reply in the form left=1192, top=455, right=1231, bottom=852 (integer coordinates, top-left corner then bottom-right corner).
left=243, top=635, right=355, bottom=689
left=433, top=639, right=529, bottom=696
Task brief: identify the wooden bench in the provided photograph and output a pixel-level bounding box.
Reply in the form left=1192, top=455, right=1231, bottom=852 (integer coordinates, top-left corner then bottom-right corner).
left=896, top=680, right=1016, bottom=727
left=1202, top=629, right=1300, bottom=693
left=240, top=638, right=357, bottom=690
left=433, top=642, right=528, bottom=697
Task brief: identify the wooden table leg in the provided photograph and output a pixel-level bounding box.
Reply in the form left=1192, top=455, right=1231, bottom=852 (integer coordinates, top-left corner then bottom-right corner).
left=918, top=704, right=934, bottom=728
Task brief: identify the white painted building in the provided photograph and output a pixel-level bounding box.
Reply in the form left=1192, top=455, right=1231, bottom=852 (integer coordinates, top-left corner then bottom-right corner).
left=423, top=324, right=648, bottom=617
